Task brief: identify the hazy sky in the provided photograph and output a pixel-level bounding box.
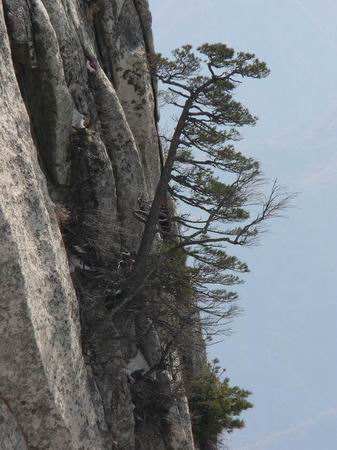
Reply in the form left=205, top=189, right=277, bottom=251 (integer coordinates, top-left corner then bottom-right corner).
left=149, top=1, right=337, bottom=449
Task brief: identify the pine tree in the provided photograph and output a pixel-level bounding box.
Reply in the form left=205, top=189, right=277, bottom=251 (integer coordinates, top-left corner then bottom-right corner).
left=114, top=43, right=289, bottom=338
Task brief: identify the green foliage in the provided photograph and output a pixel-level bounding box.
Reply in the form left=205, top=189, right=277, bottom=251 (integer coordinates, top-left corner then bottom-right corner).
left=154, top=43, right=269, bottom=232
left=116, top=42, right=288, bottom=381
left=148, top=42, right=288, bottom=338
left=189, top=360, right=253, bottom=448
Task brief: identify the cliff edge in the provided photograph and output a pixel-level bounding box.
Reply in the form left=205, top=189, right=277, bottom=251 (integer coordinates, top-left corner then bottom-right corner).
left=0, top=1, right=197, bottom=449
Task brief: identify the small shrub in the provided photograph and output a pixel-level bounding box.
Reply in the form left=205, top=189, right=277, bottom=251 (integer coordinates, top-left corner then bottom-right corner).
left=189, top=360, right=253, bottom=449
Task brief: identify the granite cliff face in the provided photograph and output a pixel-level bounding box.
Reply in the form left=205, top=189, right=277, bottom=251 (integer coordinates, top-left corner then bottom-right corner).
left=0, top=1, right=198, bottom=449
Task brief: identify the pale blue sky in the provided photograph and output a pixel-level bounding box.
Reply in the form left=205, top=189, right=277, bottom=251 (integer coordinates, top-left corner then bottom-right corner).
left=149, top=1, right=337, bottom=449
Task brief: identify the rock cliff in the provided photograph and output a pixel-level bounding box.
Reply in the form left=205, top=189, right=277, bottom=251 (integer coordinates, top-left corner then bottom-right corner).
left=0, top=1, right=198, bottom=449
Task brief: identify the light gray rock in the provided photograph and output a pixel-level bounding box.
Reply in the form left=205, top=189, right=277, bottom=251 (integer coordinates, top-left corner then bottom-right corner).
left=0, top=399, right=28, bottom=450
left=88, top=65, right=148, bottom=248
left=0, top=1, right=199, bottom=448
left=113, top=0, right=162, bottom=194
left=0, top=5, right=107, bottom=449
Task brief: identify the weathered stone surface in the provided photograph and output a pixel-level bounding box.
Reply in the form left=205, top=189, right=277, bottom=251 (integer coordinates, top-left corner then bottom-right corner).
left=113, top=0, right=162, bottom=194
left=0, top=5, right=107, bottom=449
left=0, top=1, right=198, bottom=448
left=88, top=65, right=147, bottom=246
left=0, top=399, right=28, bottom=450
